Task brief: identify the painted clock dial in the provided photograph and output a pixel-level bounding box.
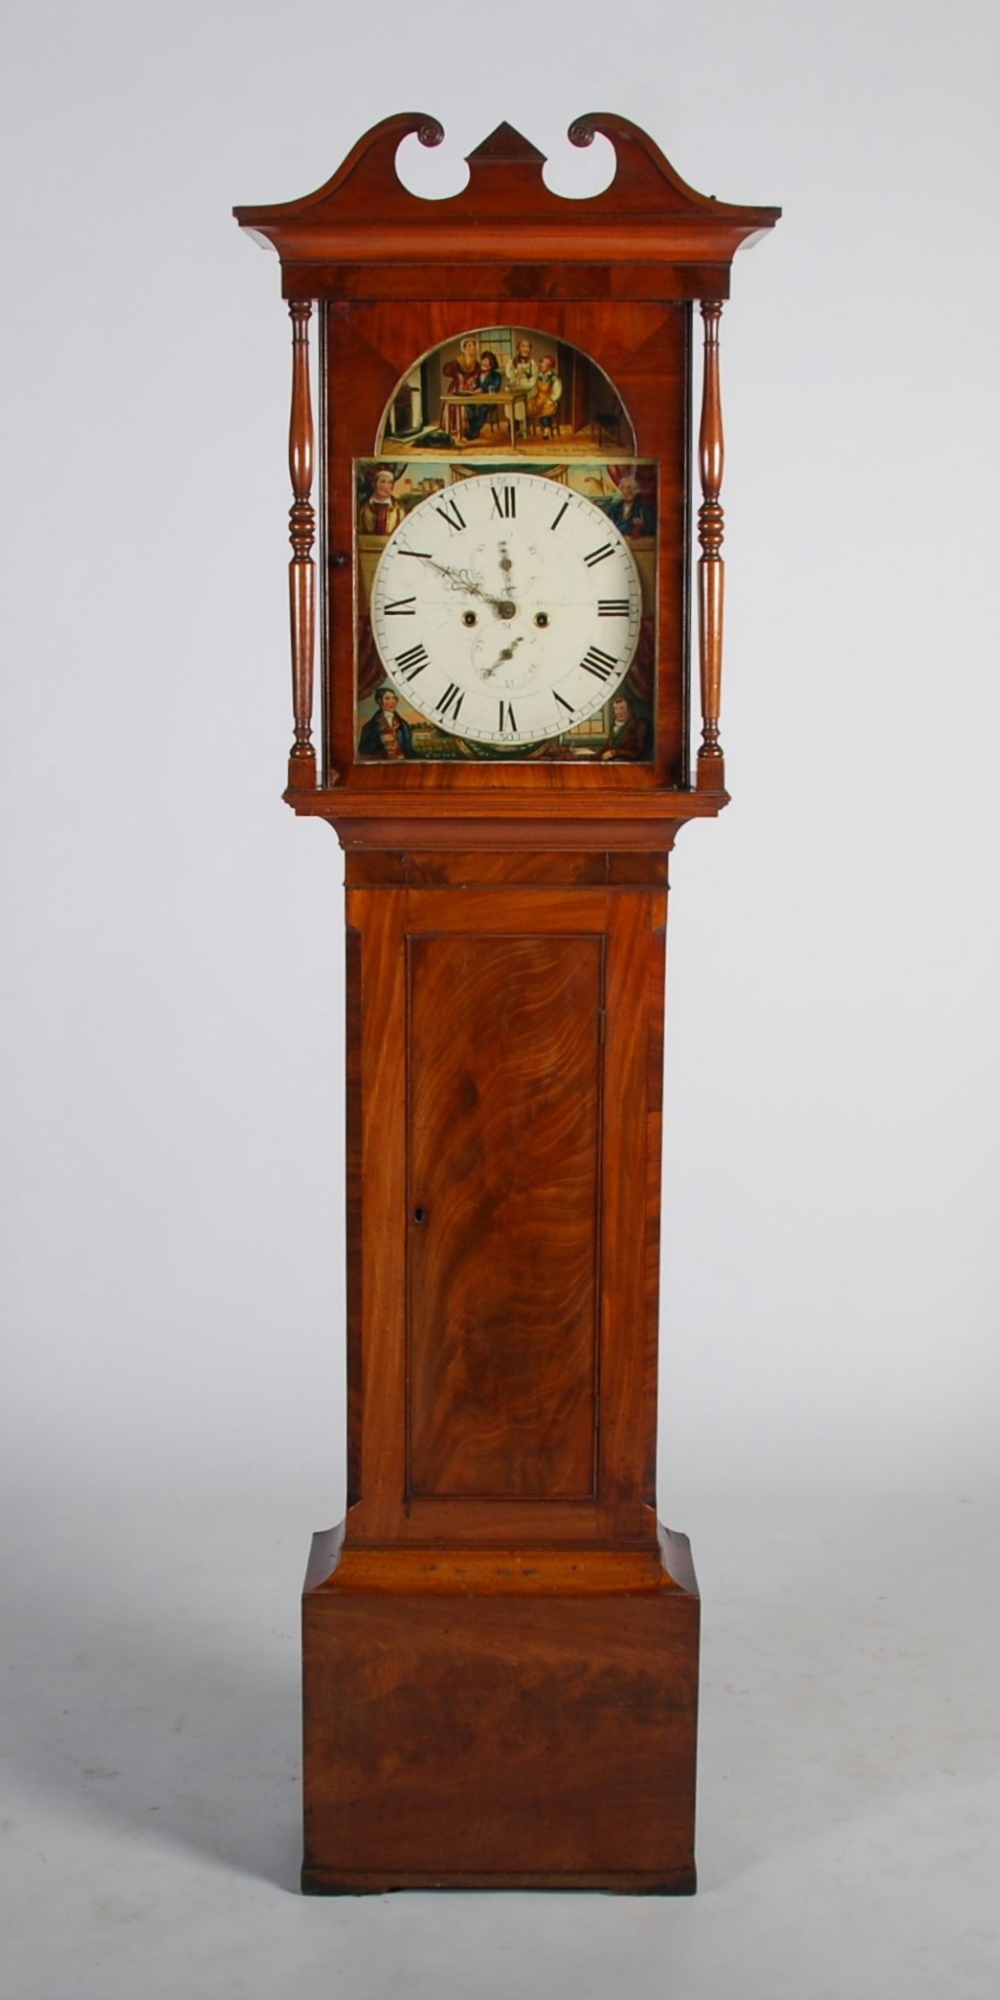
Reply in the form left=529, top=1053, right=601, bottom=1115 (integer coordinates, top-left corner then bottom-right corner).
left=369, top=471, right=642, bottom=748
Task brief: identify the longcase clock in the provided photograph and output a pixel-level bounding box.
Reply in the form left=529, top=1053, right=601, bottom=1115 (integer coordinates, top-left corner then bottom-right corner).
left=235, top=114, right=778, bottom=1895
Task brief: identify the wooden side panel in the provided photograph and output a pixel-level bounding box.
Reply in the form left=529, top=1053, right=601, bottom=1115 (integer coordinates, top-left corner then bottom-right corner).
left=406, top=933, right=603, bottom=1499
left=350, top=889, right=410, bottom=1540
left=644, top=916, right=668, bottom=1504
left=345, top=922, right=363, bottom=1506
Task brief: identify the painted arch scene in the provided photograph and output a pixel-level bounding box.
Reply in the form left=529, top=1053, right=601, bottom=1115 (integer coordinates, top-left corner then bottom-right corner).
left=376, top=325, right=637, bottom=458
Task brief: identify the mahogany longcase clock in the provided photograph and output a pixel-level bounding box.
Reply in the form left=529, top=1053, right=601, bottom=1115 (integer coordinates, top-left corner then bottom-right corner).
left=235, top=114, right=778, bottom=1895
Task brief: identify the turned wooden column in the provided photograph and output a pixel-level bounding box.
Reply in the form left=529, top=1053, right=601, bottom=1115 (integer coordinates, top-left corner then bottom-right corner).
left=696, top=300, right=725, bottom=789
left=287, top=300, right=317, bottom=791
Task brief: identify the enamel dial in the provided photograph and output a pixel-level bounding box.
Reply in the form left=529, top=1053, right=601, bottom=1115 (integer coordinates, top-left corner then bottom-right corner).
left=369, top=471, right=642, bottom=746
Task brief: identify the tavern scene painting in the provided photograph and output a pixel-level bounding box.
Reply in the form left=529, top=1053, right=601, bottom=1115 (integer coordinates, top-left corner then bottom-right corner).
left=376, top=325, right=637, bottom=459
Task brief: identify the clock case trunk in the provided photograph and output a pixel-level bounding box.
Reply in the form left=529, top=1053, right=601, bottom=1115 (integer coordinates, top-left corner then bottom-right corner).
left=303, top=847, right=699, bottom=1896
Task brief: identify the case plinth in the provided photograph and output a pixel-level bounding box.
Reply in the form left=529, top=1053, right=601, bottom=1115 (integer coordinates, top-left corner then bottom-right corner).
left=302, top=1529, right=699, bottom=1896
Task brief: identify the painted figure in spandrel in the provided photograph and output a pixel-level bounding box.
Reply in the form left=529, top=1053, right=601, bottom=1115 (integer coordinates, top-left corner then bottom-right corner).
left=359, top=464, right=407, bottom=535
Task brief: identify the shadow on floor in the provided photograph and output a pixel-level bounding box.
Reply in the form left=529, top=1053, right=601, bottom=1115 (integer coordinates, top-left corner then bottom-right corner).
left=1, top=1494, right=318, bottom=1891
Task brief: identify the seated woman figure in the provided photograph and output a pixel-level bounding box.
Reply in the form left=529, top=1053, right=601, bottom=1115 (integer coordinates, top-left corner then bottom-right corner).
left=441, top=336, right=482, bottom=437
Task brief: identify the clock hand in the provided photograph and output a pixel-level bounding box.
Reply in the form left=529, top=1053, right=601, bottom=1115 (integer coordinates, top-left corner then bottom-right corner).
left=416, top=555, right=506, bottom=608
left=478, top=635, right=524, bottom=681
left=465, top=576, right=512, bottom=612
left=412, top=552, right=513, bottom=613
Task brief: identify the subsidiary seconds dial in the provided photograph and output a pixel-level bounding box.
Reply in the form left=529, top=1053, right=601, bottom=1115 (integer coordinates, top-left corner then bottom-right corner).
left=369, top=472, right=642, bottom=746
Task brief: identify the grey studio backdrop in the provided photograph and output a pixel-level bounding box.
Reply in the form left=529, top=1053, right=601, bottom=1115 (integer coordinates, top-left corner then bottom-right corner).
left=1, top=4, right=999, bottom=1998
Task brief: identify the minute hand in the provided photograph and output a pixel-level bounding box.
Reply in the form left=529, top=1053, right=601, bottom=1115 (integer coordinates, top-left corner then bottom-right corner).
left=420, top=556, right=509, bottom=610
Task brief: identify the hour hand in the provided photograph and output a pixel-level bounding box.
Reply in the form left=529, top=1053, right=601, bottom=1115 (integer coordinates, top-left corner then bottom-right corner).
left=478, top=635, right=524, bottom=680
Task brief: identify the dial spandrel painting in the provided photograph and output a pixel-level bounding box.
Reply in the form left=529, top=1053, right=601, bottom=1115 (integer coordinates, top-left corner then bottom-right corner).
left=354, top=326, right=658, bottom=764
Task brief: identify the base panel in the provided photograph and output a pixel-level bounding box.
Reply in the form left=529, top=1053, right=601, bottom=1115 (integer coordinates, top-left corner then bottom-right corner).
left=302, top=1531, right=699, bottom=1894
